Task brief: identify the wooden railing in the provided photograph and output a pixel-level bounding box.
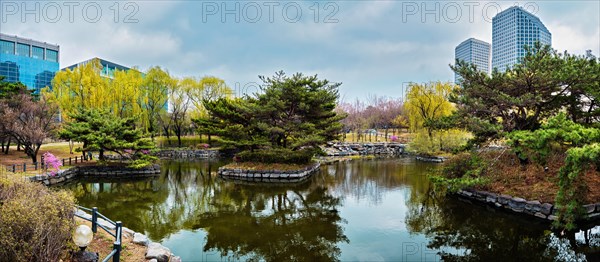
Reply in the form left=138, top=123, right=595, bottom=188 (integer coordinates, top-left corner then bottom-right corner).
left=4, top=155, right=91, bottom=173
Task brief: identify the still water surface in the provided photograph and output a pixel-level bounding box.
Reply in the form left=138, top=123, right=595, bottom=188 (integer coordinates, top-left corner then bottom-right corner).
left=65, top=158, right=598, bottom=261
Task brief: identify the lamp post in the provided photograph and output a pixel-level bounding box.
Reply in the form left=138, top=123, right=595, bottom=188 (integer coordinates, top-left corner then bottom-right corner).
left=72, top=225, right=98, bottom=262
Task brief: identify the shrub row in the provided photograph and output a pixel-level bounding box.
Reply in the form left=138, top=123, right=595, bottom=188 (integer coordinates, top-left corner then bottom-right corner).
left=236, top=149, right=314, bottom=164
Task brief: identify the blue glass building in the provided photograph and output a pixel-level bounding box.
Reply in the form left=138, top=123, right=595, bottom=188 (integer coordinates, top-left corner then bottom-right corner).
left=492, top=6, right=551, bottom=72
left=455, top=38, right=491, bottom=84
left=0, top=33, right=59, bottom=93
left=64, top=57, right=131, bottom=79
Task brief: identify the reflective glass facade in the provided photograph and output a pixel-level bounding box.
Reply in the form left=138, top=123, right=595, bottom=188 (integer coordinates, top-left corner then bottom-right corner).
left=455, top=38, right=491, bottom=84
left=64, top=58, right=131, bottom=79
left=0, top=34, right=59, bottom=93
left=492, top=7, right=551, bottom=72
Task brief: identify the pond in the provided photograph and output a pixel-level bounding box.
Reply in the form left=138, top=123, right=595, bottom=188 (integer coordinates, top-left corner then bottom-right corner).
left=64, top=158, right=599, bottom=261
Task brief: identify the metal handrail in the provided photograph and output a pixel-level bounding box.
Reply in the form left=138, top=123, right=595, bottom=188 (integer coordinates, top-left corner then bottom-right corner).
left=102, top=250, right=118, bottom=262
left=75, top=205, right=122, bottom=262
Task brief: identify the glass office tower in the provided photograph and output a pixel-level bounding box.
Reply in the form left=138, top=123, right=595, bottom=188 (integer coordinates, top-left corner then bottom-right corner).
left=455, top=38, right=491, bottom=84
left=0, top=33, right=60, bottom=93
left=492, top=6, right=551, bottom=72
left=64, top=57, right=131, bottom=79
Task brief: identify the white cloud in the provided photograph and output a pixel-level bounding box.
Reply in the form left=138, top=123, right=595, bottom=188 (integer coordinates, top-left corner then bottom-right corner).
left=549, top=23, right=600, bottom=55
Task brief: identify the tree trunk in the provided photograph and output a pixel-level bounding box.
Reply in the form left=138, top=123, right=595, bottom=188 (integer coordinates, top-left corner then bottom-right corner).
left=176, top=128, right=182, bottom=147
left=164, top=126, right=172, bottom=146
left=69, top=140, right=74, bottom=154
left=26, top=143, right=41, bottom=164
left=2, top=137, right=10, bottom=154
left=99, top=149, right=105, bottom=161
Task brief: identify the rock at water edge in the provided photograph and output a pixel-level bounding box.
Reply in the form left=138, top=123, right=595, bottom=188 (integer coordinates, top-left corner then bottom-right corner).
left=146, top=242, right=171, bottom=262
left=133, top=232, right=149, bottom=246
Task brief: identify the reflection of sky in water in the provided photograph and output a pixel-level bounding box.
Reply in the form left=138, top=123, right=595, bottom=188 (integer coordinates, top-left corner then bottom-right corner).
left=337, top=189, right=467, bottom=261
left=66, top=159, right=596, bottom=261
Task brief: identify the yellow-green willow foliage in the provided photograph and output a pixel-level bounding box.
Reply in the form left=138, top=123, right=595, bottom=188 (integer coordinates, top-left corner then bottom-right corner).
left=48, top=59, right=171, bottom=134
left=404, top=82, right=457, bottom=134
left=49, top=59, right=110, bottom=118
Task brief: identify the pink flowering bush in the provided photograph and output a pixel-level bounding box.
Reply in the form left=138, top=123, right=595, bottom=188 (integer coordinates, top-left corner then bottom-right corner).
left=43, top=152, right=62, bottom=176
left=390, top=135, right=398, bottom=142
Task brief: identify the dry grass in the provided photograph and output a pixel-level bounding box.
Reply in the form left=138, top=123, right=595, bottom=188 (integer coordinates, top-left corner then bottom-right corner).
left=473, top=150, right=600, bottom=204
left=0, top=142, right=97, bottom=174
left=69, top=217, right=148, bottom=261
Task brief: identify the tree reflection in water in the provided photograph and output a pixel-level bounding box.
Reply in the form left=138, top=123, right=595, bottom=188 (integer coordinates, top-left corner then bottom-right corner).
left=405, top=185, right=599, bottom=261
left=67, top=160, right=349, bottom=261
left=192, top=182, right=349, bottom=261
left=64, top=158, right=598, bottom=261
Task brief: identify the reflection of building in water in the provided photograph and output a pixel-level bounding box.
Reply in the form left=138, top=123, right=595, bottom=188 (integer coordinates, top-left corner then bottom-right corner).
left=0, top=33, right=60, bottom=94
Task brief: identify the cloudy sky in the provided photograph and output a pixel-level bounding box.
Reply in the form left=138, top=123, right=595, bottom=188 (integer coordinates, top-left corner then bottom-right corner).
left=1, top=1, right=598, bottom=101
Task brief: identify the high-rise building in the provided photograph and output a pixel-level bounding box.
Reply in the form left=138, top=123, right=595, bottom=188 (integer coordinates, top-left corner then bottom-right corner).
left=0, top=33, right=59, bottom=93
left=63, top=57, right=131, bottom=79
left=455, top=38, right=491, bottom=83
left=492, top=6, right=551, bottom=72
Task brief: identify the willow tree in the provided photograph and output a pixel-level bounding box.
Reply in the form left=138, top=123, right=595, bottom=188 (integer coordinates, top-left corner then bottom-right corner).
left=404, top=82, right=456, bottom=139
left=141, top=66, right=172, bottom=138
left=186, top=76, right=233, bottom=142
left=111, top=68, right=144, bottom=120
left=50, top=59, right=109, bottom=120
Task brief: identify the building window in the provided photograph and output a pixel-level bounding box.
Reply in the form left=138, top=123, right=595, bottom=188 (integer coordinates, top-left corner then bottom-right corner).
left=32, top=46, right=44, bottom=59
left=16, top=43, right=30, bottom=57
left=0, top=40, right=14, bottom=54
left=46, top=50, right=58, bottom=62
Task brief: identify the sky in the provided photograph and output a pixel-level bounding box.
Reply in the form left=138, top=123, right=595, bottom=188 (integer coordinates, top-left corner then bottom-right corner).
left=1, top=0, right=599, bottom=101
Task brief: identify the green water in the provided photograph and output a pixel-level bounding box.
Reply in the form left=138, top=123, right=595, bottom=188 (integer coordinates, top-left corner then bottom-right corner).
left=65, top=158, right=598, bottom=261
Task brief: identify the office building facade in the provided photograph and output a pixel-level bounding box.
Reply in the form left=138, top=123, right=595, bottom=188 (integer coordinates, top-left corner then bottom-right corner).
left=455, top=38, right=491, bottom=83
left=492, top=6, right=551, bottom=72
left=64, top=57, right=131, bottom=79
left=0, top=33, right=59, bottom=93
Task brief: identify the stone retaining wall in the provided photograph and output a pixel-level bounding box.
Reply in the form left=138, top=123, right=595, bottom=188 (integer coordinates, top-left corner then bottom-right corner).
left=323, top=142, right=406, bottom=156
left=218, top=163, right=321, bottom=182
left=456, top=188, right=600, bottom=222
left=28, top=164, right=161, bottom=186
left=154, top=149, right=220, bottom=159
left=415, top=155, right=447, bottom=163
